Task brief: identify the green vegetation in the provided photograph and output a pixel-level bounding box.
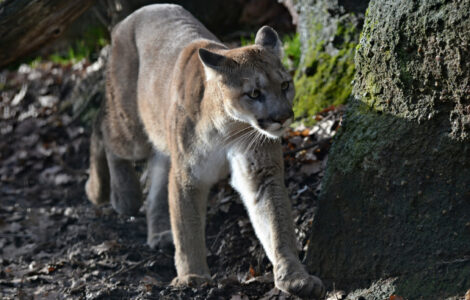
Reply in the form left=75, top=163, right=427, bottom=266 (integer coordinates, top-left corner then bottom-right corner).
left=18, top=26, right=109, bottom=68
left=240, top=33, right=255, bottom=47
left=48, top=27, right=108, bottom=65
left=293, top=21, right=359, bottom=125
left=282, top=33, right=301, bottom=70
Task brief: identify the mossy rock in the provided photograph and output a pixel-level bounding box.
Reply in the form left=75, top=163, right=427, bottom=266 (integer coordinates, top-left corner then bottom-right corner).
left=306, top=0, right=470, bottom=298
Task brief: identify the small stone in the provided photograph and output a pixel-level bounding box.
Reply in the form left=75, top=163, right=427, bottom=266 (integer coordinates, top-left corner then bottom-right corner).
left=38, top=95, right=59, bottom=108
left=70, top=278, right=85, bottom=289
left=64, top=207, right=74, bottom=217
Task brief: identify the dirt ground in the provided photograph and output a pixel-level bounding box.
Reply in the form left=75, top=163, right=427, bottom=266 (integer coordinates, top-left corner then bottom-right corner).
left=0, top=60, right=342, bottom=299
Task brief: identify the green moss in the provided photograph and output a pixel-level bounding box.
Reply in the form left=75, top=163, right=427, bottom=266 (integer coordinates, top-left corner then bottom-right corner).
left=293, top=18, right=360, bottom=125
left=357, top=9, right=377, bottom=51
left=282, top=33, right=301, bottom=70
left=293, top=41, right=356, bottom=125
left=360, top=73, right=386, bottom=111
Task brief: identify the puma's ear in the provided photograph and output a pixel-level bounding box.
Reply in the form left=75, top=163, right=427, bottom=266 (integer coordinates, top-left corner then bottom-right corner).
left=198, top=48, right=234, bottom=80
left=255, top=26, right=282, bottom=59
left=198, top=48, right=227, bottom=69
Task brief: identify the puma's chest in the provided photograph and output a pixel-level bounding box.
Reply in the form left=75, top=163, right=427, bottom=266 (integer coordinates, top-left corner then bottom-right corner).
left=191, top=149, right=229, bottom=185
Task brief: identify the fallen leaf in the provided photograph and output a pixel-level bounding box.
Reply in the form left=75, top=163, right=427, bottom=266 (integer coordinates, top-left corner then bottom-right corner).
left=91, top=240, right=119, bottom=255
left=318, top=104, right=336, bottom=114
left=300, top=128, right=310, bottom=136
left=38, top=95, right=58, bottom=108
left=248, top=265, right=256, bottom=278
left=141, top=275, right=164, bottom=287
left=11, top=84, right=27, bottom=106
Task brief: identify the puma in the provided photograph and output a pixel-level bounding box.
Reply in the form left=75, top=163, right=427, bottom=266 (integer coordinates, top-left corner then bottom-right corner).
left=85, top=4, right=325, bottom=298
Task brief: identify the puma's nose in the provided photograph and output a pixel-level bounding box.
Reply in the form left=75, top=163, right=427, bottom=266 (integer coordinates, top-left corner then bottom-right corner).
left=257, top=110, right=294, bottom=129
left=273, top=110, right=294, bottom=125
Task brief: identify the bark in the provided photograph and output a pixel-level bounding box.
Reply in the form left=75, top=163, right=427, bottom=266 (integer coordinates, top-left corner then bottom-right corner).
left=306, top=0, right=470, bottom=298
left=0, top=0, right=96, bottom=68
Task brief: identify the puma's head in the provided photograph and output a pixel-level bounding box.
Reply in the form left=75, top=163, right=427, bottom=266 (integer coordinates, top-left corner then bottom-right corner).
left=199, top=26, right=294, bottom=139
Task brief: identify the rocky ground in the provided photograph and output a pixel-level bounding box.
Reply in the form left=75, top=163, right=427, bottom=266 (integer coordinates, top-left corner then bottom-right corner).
left=0, top=59, right=346, bottom=299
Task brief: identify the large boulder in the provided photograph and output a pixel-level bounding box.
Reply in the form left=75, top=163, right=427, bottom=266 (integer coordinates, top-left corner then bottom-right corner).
left=306, top=0, right=470, bottom=298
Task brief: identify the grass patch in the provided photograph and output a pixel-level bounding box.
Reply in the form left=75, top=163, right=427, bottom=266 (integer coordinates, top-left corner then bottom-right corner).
left=240, top=33, right=255, bottom=47
left=47, top=26, right=108, bottom=65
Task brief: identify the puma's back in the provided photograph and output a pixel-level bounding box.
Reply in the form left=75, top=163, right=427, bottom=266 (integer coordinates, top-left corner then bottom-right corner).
left=104, top=4, right=221, bottom=156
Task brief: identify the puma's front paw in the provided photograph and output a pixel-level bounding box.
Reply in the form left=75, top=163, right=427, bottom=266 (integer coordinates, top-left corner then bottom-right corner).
left=147, top=230, right=173, bottom=251
left=275, top=270, right=326, bottom=299
left=171, top=274, right=212, bottom=287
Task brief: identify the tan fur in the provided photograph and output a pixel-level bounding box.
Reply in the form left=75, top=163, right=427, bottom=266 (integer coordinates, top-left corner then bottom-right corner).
left=85, top=4, right=325, bottom=298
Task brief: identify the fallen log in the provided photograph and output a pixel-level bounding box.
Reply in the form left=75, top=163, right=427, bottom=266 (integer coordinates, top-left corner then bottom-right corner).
left=0, top=0, right=96, bottom=68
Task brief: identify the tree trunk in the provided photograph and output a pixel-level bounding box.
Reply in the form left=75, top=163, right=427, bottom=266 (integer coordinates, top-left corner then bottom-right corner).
left=0, top=0, right=96, bottom=68
left=306, top=0, right=470, bottom=298
left=292, top=0, right=369, bottom=125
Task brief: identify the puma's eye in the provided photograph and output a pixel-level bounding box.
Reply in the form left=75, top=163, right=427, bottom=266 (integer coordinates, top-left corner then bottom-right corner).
left=281, top=81, right=289, bottom=90
left=248, top=89, right=261, bottom=99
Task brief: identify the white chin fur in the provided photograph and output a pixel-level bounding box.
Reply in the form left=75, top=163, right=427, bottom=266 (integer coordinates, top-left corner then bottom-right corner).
left=251, top=123, right=285, bottom=139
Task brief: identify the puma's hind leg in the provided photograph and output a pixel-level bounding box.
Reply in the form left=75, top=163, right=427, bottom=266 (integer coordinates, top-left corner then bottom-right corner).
left=105, top=150, right=143, bottom=216
left=86, top=110, right=145, bottom=216
left=146, top=152, right=173, bottom=250
left=86, top=122, right=110, bottom=206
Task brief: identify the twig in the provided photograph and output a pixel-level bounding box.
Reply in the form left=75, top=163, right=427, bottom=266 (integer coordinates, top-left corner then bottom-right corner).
left=210, top=221, right=237, bottom=254
left=106, top=254, right=158, bottom=280
left=283, top=137, right=332, bottom=156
